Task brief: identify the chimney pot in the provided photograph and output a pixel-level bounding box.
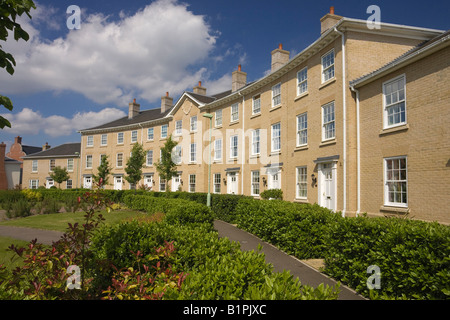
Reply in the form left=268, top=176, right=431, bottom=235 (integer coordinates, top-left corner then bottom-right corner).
left=279, top=43, right=283, bottom=50
left=330, top=6, right=335, bottom=15
left=238, top=64, right=242, bottom=72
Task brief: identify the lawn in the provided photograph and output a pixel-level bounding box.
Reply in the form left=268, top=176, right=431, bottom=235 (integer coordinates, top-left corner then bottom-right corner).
left=0, top=236, right=31, bottom=270
left=0, top=209, right=148, bottom=232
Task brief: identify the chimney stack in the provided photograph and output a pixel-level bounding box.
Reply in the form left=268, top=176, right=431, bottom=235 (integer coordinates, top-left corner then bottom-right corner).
left=161, top=92, right=173, bottom=113
left=42, top=142, right=51, bottom=151
left=232, top=64, right=247, bottom=92
left=128, top=98, right=140, bottom=119
left=271, top=44, right=290, bottom=73
left=0, top=142, right=7, bottom=190
left=193, top=81, right=207, bottom=95
left=320, top=7, right=342, bottom=34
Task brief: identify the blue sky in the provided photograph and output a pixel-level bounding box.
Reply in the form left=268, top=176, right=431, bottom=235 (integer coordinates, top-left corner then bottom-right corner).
left=1, top=0, right=449, bottom=151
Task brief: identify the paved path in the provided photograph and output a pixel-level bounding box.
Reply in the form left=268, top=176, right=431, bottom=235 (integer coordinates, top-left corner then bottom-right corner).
left=0, top=220, right=365, bottom=300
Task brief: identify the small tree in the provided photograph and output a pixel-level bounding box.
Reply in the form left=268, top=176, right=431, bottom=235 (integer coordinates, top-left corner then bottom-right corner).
left=50, top=166, right=70, bottom=189
left=93, top=155, right=112, bottom=186
left=155, top=135, right=178, bottom=192
left=125, top=143, right=146, bottom=190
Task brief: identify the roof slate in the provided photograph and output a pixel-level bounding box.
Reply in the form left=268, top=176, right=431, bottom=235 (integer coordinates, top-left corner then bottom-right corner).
left=22, top=143, right=81, bottom=159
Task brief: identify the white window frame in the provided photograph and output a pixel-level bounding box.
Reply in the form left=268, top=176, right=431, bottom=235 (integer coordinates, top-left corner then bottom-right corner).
left=251, top=170, right=260, bottom=196
left=383, top=75, right=407, bottom=129
left=252, top=129, right=260, bottom=155
left=117, top=132, right=124, bottom=144
left=190, top=143, right=197, bottom=163
left=190, top=116, right=197, bottom=132
left=161, top=124, right=168, bottom=139
left=215, top=109, right=222, bottom=127
left=101, top=134, right=107, bottom=146
left=322, top=101, right=335, bottom=141
left=159, top=178, right=166, bottom=192
left=321, top=49, right=335, bottom=83
left=67, top=159, right=74, bottom=172
left=146, top=150, right=153, bottom=166
left=131, top=130, right=138, bottom=143
left=271, top=123, right=281, bottom=153
left=272, top=83, right=281, bottom=107
left=116, top=153, right=123, bottom=168
left=32, top=160, right=38, bottom=173
left=296, top=166, right=308, bottom=199
left=85, top=155, right=93, bottom=169
left=297, top=113, right=308, bottom=147
left=384, top=156, right=408, bottom=208
left=175, top=120, right=183, bottom=135
left=49, top=159, right=56, bottom=172
left=66, top=179, right=73, bottom=189
left=189, top=174, right=196, bottom=193
left=252, top=94, right=261, bottom=115
left=230, top=135, right=238, bottom=159
left=231, top=103, right=239, bottom=122
left=214, top=139, right=222, bottom=161
left=29, top=179, right=39, bottom=189
left=87, top=135, right=94, bottom=147
left=147, top=128, right=154, bottom=141
left=297, top=67, right=308, bottom=95
left=213, top=173, right=221, bottom=194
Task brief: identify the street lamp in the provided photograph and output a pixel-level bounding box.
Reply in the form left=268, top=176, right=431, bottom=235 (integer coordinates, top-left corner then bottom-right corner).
left=203, top=113, right=213, bottom=207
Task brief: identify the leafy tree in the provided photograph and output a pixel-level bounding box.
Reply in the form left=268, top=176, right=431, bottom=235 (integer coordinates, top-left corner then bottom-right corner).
left=0, top=0, right=36, bottom=129
left=155, top=135, right=178, bottom=192
left=125, top=143, right=146, bottom=190
left=93, top=155, right=112, bottom=186
left=49, top=166, right=70, bottom=189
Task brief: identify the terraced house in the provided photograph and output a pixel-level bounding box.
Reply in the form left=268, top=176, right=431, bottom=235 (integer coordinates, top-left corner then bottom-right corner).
left=76, top=8, right=449, bottom=223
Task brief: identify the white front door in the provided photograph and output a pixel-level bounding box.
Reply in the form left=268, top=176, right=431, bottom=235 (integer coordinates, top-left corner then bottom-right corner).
left=172, top=175, right=181, bottom=192
left=114, top=176, right=123, bottom=190
left=227, top=172, right=238, bottom=194
left=46, top=178, right=54, bottom=189
left=267, top=168, right=281, bottom=190
left=144, top=175, right=153, bottom=190
left=83, top=176, right=92, bottom=189
left=319, top=163, right=336, bottom=211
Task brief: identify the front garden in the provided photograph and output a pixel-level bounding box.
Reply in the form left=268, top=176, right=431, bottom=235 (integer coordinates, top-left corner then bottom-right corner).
left=0, top=187, right=449, bottom=300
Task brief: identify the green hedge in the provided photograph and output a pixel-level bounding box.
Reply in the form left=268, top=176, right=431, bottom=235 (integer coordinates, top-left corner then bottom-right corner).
left=91, top=195, right=339, bottom=300
left=231, top=197, right=450, bottom=300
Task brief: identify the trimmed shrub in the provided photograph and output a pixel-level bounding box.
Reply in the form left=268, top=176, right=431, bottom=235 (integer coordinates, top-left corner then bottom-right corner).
left=260, top=188, right=283, bottom=200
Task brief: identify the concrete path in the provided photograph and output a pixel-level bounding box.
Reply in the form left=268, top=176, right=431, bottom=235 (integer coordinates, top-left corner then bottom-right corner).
left=0, top=226, right=64, bottom=246
left=213, top=220, right=366, bottom=300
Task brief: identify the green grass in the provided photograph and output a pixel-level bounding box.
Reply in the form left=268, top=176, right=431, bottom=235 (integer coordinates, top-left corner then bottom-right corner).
left=0, top=209, right=148, bottom=232
left=0, top=236, right=31, bottom=270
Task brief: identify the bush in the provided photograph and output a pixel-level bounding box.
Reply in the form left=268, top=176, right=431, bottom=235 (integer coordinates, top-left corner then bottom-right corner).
left=260, top=189, right=283, bottom=200
left=324, top=217, right=450, bottom=300
left=5, top=198, right=32, bottom=218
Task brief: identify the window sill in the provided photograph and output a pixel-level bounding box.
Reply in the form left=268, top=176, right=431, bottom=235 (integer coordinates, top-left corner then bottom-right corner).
left=270, top=151, right=281, bottom=156
left=250, top=113, right=261, bottom=119
left=214, top=125, right=222, bottom=130
left=380, top=205, right=410, bottom=214
left=294, top=198, right=308, bottom=203
left=294, top=92, right=309, bottom=101
left=270, top=105, right=282, bottom=112
left=294, top=145, right=308, bottom=152
left=379, top=124, right=409, bottom=136
left=230, top=120, right=239, bottom=126
left=319, top=139, right=336, bottom=147
left=319, top=78, right=336, bottom=90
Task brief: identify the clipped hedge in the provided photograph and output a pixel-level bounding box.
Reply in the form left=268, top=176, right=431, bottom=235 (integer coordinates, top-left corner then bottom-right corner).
left=91, top=195, right=339, bottom=300
left=236, top=198, right=341, bottom=259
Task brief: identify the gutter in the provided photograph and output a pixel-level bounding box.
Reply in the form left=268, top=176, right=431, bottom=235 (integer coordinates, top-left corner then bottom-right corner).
left=350, top=86, right=361, bottom=216
left=334, top=27, right=346, bottom=218
left=238, top=91, right=245, bottom=195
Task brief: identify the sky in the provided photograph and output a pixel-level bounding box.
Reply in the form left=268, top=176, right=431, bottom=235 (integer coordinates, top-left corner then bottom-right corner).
left=1, top=0, right=449, bottom=151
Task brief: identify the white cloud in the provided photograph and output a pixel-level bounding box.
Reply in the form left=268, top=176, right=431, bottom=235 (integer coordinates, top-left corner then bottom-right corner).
left=1, top=107, right=126, bottom=138
left=0, top=0, right=228, bottom=106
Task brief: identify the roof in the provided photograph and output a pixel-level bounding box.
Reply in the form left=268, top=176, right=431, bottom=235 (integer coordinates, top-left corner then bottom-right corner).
left=22, top=145, right=42, bottom=155
left=22, top=143, right=81, bottom=159
left=350, top=30, right=450, bottom=88
left=79, top=107, right=172, bottom=133
left=4, top=156, right=22, bottom=164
